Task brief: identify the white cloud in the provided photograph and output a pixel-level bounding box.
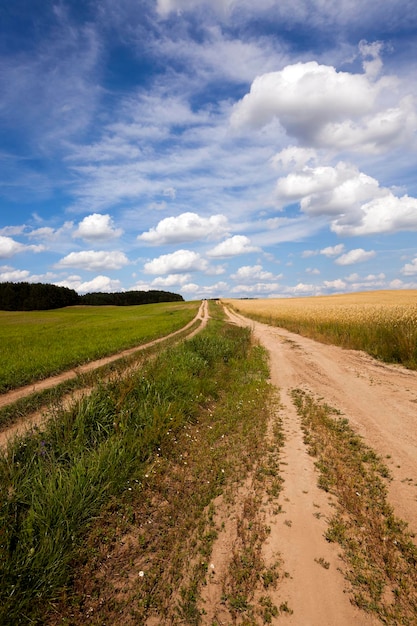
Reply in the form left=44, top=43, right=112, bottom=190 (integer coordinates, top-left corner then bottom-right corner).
left=231, top=264, right=275, bottom=281
left=344, top=272, right=387, bottom=290
left=163, top=187, right=177, bottom=199
left=315, top=96, right=417, bottom=153
left=0, top=268, right=31, bottom=281
left=181, top=280, right=229, bottom=296
left=0, top=236, right=26, bottom=258
left=0, top=235, right=44, bottom=258
left=0, top=225, right=27, bottom=236
left=66, top=136, right=142, bottom=163
left=401, top=257, right=417, bottom=276
left=231, top=61, right=394, bottom=143
left=335, top=248, right=376, bottom=265
left=73, top=213, right=123, bottom=241
left=302, top=249, right=318, bottom=258
left=150, top=273, right=191, bottom=287
left=156, top=0, right=233, bottom=16
left=180, top=282, right=200, bottom=294
left=359, top=40, right=384, bottom=79
left=285, top=282, right=319, bottom=295
left=323, top=279, right=347, bottom=290
left=144, top=249, right=208, bottom=274
left=275, top=160, right=417, bottom=236
left=231, top=282, right=281, bottom=294
left=272, top=146, right=317, bottom=171
left=28, top=222, right=74, bottom=241
left=276, top=162, right=383, bottom=215
left=231, top=57, right=417, bottom=155
left=320, top=244, right=345, bottom=256
left=57, top=275, right=123, bottom=294
left=138, top=212, right=229, bottom=244
left=332, top=193, right=417, bottom=236
left=56, top=250, right=129, bottom=271
left=207, top=235, right=259, bottom=258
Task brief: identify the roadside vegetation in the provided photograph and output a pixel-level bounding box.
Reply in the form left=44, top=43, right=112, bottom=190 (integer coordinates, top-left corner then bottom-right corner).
left=293, top=389, right=417, bottom=624
left=0, top=305, right=282, bottom=625
left=224, top=290, right=417, bottom=369
left=0, top=301, right=199, bottom=393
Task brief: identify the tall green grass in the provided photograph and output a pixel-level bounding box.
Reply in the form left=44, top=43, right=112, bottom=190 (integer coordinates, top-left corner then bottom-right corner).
left=0, top=317, right=255, bottom=624
left=0, top=301, right=199, bottom=392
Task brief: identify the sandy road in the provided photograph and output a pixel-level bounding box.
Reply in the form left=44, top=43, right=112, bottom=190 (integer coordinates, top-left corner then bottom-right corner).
left=224, top=306, right=417, bottom=625
left=0, top=300, right=209, bottom=447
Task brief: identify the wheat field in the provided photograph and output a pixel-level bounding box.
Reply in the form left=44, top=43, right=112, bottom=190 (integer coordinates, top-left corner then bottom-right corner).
left=223, top=290, right=417, bottom=369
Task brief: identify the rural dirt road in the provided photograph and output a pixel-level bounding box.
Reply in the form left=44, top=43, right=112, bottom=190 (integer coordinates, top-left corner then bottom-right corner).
left=0, top=300, right=209, bottom=447
left=223, top=306, right=417, bottom=625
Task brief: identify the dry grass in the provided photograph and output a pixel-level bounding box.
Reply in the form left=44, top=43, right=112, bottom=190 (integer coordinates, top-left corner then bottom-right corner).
left=223, top=290, right=417, bottom=369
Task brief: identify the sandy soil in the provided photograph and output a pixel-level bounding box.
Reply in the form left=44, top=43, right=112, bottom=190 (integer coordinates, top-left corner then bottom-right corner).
left=218, top=306, right=417, bottom=625
left=0, top=300, right=208, bottom=447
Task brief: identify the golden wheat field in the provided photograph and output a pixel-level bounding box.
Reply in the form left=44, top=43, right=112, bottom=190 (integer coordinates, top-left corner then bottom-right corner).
left=223, top=290, right=417, bottom=369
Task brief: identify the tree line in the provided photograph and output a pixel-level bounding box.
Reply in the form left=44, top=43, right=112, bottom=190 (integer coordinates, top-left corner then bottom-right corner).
left=0, top=282, right=184, bottom=311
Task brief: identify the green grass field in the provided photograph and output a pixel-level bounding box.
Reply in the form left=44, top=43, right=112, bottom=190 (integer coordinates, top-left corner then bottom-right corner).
left=0, top=302, right=199, bottom=393
left=0, top=306, right=274, bottom=624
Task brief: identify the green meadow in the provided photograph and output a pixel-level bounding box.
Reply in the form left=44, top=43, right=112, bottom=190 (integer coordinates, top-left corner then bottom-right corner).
left=0, top=306, right=274, bottom=624
left=0, top=302, right=199, bottom=393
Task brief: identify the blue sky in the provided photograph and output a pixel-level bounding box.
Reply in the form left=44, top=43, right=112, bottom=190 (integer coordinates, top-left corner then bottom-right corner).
left=1, top=0, right=417, bottom=299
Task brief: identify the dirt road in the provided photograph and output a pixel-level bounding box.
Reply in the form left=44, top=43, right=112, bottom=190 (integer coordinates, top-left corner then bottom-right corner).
left=224, top=306, right=417, bottom=625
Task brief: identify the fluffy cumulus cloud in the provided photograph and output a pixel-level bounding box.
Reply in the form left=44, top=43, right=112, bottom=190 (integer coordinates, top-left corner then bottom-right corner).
left=275, top=162, right=384, bottom=215
left=231, top=264, right=275, bottom=281
left=320, top=244, right=345, bottom=257
left=207, top=235, right=259, bottom=258
left=332, top=194, right=417, bottom=236
left=56, top=250, right=129, bottom=271
left=138, top=212, right=229, bottom=244
left=401, top=257, right=417, bottom=276
left=335, top=248, right=376, bottom=265
left=57, top=275, right=123, bottom=294
left=275, top=161, right=417, bottom=236
left=0, top=236, right=27, bottom=258
left=149, top=273, right=192, bottom=287
left=73, top=213, right=123, bottom=241
left=0, top=267, right=31, bottom=281
left=144, top=249, right=208, bottom=274
left=323, top=279, right=347, bottom=290
left=0, top=236, right=44, bottom=258
left=231, top=61, right=407, bottom=149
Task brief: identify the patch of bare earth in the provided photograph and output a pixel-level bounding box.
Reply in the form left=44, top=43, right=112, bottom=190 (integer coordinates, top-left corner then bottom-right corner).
left=221, top=306, right=417, bottom=625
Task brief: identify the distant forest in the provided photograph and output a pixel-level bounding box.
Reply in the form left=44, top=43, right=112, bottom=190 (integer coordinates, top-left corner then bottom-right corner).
left=0, top=282, right=184, bottom=311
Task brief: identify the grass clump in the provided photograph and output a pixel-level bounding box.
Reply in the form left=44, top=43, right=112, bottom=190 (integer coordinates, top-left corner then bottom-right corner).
left=0, top=313, right=273, bottom=625
left=292, top=389, right=417, bottom=624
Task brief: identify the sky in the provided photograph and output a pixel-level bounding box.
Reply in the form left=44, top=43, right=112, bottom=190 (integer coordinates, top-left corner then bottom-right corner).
left=1, top=0, right=417, bottom=300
